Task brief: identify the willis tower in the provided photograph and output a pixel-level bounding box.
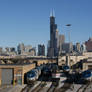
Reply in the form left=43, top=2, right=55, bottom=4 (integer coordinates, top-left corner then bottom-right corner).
left=48, top=10, right=59, bottom=57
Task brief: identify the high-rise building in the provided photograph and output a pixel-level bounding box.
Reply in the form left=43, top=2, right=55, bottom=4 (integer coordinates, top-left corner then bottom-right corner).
left=17, top=43, right=25, bottom=54
left=10, top=47, right=16, bottom=52
left=17, top=43, right=36, bottom=56
left=58, top=35, right=65, bottom=54
left=4, top=47, right=16, bottom=56
left=81, top=43, right=86, bottom=53
left=25, top=45, right=32, bottom=53
left=85, top=37, right=92, bottom=52
left=0, top=47, right=3, bottom=54
left=76, top=42, right=81, bottom=52
left=62, top=43, right=73, bottom=53
left=47, top=40, right=51, bottom=57
left=73, top=45, right=76, bottom=51
left=5, top=47, right=10, bottom=52
left=38, top=44, right=45, bottom=56
left=48, top=10, right=59, bottom=57
left=29, top=47, right=36, bottom=56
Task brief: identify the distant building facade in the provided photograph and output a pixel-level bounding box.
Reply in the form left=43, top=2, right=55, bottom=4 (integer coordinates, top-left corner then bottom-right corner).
left=5, top=47, right=10, bottom=52
left=76, top=42, right=81, bottom=52
left=58, top=35, right=65, bottom=55
left=17, top=43, right=36, bottom=56
left=10, top=47, right=16, bottom=52
left=29, top=47, right=36, bottom=56
left=25, top=45, right=32, bottom=53
left=17, top=43, right=25, bottom=54
left=85, top=38, right=92, bottom=52
left=38, top=44, right=45, bottom=56
left=0, top=47, right=3, bottom=54
left=81, top=43, right=86, bottom=53
left=62, top=43, right=73, bottom=53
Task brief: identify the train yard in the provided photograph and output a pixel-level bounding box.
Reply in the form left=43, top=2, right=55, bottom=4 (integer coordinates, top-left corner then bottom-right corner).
left=0, top=63, right=92, bottom=92
left=20, top=79, right=92, bottom=92
left=19, top=63, right=92, bottom=92
left=1, top=80, right=92, bottom=92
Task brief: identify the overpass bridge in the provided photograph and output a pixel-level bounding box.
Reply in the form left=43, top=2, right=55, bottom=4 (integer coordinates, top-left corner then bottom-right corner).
left=0, top=55, right=57, bottom=65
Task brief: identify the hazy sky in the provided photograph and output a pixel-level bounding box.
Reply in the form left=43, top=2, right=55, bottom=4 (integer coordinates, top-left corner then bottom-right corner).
left=0, top=0, right=92, bottom=48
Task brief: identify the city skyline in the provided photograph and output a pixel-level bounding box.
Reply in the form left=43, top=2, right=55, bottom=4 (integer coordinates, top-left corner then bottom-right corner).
left=0, top=0, right=92, bottom=48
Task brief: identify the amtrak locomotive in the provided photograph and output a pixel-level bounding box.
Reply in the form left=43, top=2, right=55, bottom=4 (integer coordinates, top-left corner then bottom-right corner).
left=27, top=66, right=42, bottom=84
left=81, top=70, right=92, bottom=81
left=62, top=65, right=70, bottom=72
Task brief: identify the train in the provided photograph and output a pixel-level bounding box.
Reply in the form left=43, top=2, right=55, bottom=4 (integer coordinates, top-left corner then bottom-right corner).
left=26, top=63, right=62, bottom=84
left=62, top=65, right=70, bottom=72
left=51, top=64, right=61, bottom=82
left=27, top=65, right=43, bottom=84
left=81, top=70, right=92, bottom=81
left=42, top=64, right=61, bottom=79
left=42, top=64, right=52, bottom=76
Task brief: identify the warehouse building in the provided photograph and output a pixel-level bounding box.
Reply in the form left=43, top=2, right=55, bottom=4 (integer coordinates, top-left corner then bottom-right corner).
left=0, top=63, right=35, bottom=85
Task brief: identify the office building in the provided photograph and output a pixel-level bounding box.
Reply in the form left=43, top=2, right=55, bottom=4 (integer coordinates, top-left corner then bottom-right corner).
left=5, top=47, right=10, bottom=52
left=25, top=45, right=32, bottom=53
left=76, top=42, right=81, bottom=52
left=0, top=47, right=3, bottom=54
left=29, top=47, right=36, bottom=56
left=38, top=44, right=45, bottom=56
left=62, top=43, right=73, bottom=53
left=81, top=43, right=86, bottom=53
left=17, top=43, right=25, bottom=55
left=85, top=38, right=92, bottom=52
left=58, top=35, right=65, bottom=54
left=10, top=47, right=16, bottom=52
left=48, top=10, right=59, bottom=57
left=73, top=45, right=76, bottom=51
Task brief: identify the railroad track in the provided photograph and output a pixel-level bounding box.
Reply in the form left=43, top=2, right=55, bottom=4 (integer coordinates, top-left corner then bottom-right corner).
left=54, top=83, right=72, bottom=92
left=47, top=82, right=59, bottom=92
left=31, top=81, right=47, bottom=92
left=21, top=81, right=38, bottom=92
left=77, top=82, right=90, bottom=92
left=21, top=84, right=33, bottom=92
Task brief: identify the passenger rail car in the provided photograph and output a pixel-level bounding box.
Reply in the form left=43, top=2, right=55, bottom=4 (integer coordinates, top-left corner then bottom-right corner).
left=27, top=66, right=42, bottom=84
left=51, top=65, right=60, bottom=81
left=81, top=70, right=92, bottom=81
left=62, top=65, right=70, bottom=72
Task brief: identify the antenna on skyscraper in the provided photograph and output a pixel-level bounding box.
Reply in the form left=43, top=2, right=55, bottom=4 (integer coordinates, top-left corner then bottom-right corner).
left=50, top=9, right=55, bottom=17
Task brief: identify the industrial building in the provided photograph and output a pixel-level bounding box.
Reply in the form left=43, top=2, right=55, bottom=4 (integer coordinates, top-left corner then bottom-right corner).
left=0, top=63, right=35, bottom=85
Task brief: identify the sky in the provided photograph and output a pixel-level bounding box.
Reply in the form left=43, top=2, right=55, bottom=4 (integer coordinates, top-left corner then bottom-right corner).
left=0, top=0, right=92, bottom=49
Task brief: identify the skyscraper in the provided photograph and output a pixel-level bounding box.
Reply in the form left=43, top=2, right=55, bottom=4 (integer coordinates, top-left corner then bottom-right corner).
left=85, top=37, right=92, bottom=52
left=38, top=44, right=45, bottom=56
left=62, top=43, right=73, bottom=53
left=76, top=42, right=81, bottom=52
left=48, top=10, right=59, bottom=57
left=81, top=43, right=86, bottom=53
left=58, top=35, right=65, bottom=54
left=17, top=43, right=25, bottom=54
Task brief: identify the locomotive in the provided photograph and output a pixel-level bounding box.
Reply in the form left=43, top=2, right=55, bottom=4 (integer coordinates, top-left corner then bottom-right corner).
left=27, top=66, right=42, bottom=84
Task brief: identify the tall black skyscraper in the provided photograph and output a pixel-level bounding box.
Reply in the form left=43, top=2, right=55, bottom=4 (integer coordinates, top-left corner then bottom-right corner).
left=48, top=10, right=58, bottom=57
left=38, top=44, right=45, bottom=56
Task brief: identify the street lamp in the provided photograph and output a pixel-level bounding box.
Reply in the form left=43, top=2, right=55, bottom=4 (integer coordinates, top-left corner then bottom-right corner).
left=66, top=24, right=71, bottom=66
left=66, top=24, right=74, bottom=89
left=66, top=24, right=71, bottom=45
